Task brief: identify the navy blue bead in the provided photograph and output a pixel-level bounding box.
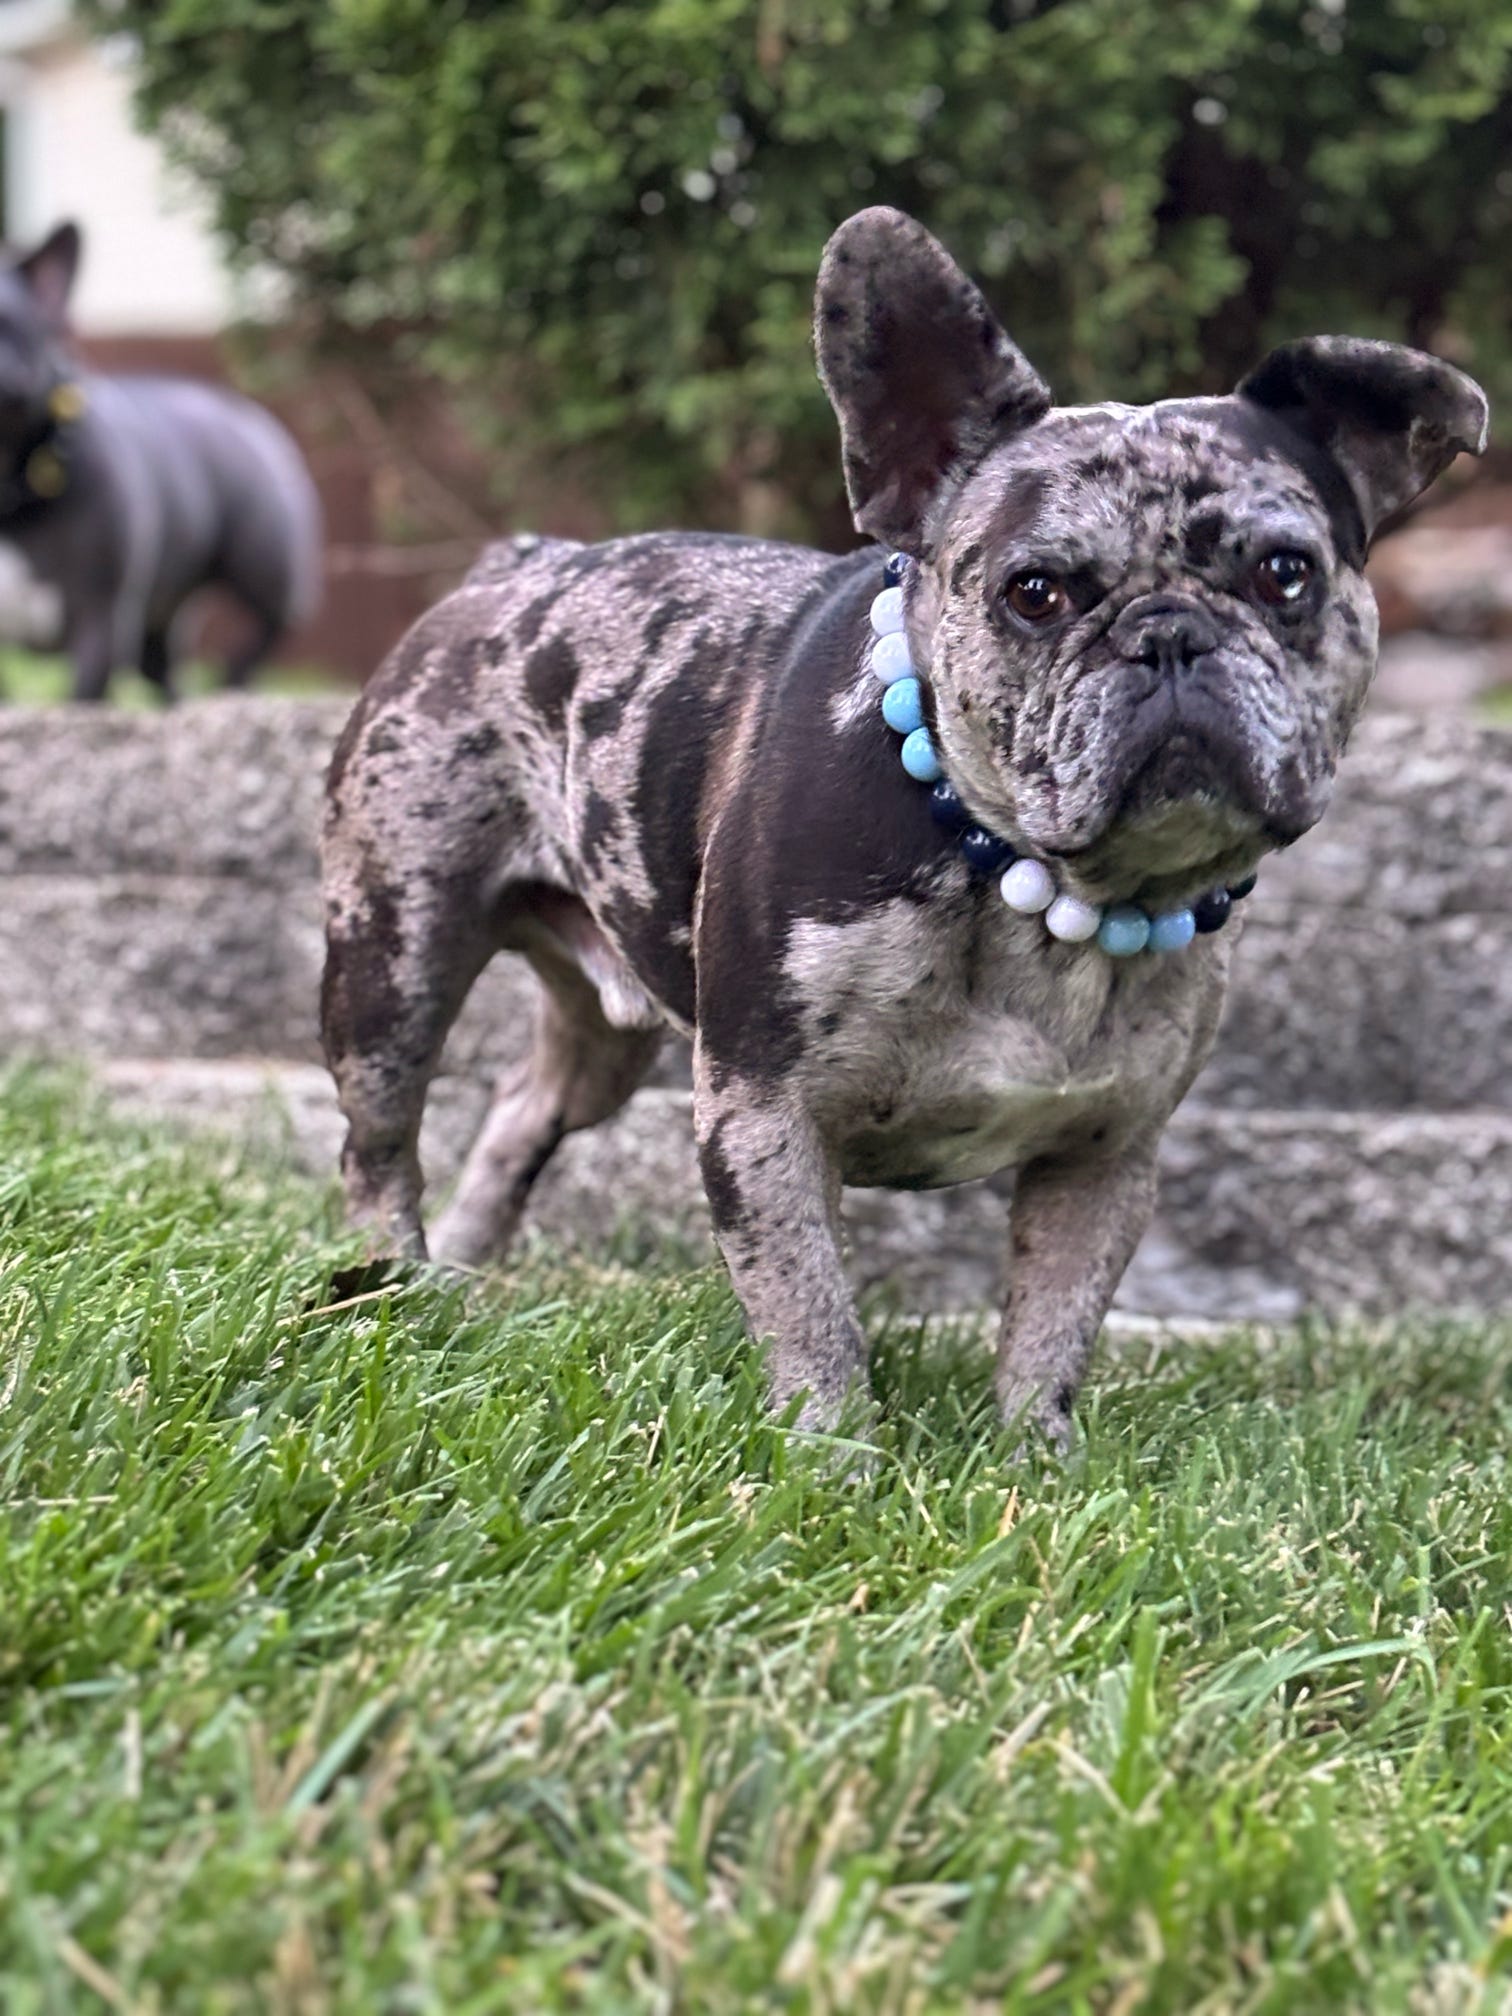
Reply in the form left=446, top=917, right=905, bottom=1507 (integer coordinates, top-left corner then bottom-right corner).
left=929, top=780, right=970, bottom=832
left=1228, top=873, right=1258, bottom=902
left=1192, top=888, right=1232, bottom=934
left=882, top=551, right=912, bottom=586
left=959, top=826, right=1015, bottom=875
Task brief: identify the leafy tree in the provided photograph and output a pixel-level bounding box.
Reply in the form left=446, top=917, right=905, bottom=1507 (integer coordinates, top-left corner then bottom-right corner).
left=90, top=0, right=1512, bottom=538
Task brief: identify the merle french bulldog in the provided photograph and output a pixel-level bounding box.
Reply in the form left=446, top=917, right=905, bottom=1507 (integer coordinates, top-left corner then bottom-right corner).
left=0, top=222, right=321, bottom=701
left=321, top=207, right=1486, bottom=1444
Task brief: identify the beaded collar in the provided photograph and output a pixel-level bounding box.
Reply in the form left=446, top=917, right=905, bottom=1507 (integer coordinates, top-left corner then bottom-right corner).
left=0, top=377, right=87, bottom=521
left=869, top=552, right=1255, bottom=956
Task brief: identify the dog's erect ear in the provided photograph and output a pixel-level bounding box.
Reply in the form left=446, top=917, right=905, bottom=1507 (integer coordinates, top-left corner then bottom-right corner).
left=1238, top=337, right=1488, bottom=553
left=815, top=207, right=1052, bottom=554
left=15, top=222, right=82, bottom=330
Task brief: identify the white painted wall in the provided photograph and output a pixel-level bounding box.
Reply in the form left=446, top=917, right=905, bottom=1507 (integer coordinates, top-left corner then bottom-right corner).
left=0, top=9, right=237, bottom=334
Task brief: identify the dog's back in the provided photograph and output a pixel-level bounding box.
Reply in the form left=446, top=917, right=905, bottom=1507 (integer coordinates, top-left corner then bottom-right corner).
left=85, top=372, right=322, bottom=639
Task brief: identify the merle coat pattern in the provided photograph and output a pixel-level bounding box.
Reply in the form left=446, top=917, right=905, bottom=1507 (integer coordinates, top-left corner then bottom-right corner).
left=0, top=223, right=320, bottom=701
left=321, top=208, right=1487, bottom=1443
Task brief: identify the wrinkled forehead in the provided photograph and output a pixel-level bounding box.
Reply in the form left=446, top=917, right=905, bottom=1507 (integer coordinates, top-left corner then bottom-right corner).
left=956, top=397, right=1358, bottom=572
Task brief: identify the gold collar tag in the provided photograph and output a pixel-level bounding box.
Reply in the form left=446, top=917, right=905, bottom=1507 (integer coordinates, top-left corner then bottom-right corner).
left=25, top=446, right=66, bottom=498
left=46, top=381, right=87, bottom=424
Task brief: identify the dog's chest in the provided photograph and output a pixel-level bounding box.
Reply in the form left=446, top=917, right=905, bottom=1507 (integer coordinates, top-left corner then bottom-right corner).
left=784, top=897, right=1207, bottom=1187
left=840, top=1023, right=1129, bottom=1187
left=0, top=539, right=62, bottom=646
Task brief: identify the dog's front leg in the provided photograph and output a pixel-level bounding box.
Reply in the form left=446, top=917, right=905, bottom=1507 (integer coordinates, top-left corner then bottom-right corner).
left=693, top=1054, right=867, bottom=1430
left=66, top=606, right=119, bottom=703
left=995, top=1138, right=1162, bottom=1450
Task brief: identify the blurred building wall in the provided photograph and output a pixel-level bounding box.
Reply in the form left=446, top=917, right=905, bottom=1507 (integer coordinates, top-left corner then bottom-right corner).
left=0, top=1, right=235, bottom=333
left=0, top=0, right=484, bottom=680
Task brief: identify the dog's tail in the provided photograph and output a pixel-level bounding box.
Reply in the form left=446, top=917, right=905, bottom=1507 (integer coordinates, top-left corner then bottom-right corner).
left=463, top=531, right=581, bottom=589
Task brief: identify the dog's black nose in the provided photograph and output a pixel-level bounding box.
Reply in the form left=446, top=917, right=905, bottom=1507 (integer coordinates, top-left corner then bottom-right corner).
left=1115, top=599, right=1221, bottom=674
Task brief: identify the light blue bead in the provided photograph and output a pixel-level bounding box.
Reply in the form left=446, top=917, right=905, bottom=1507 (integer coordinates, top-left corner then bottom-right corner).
left=881, top=676, right=925, bottom=735
left=900, top=727, right=943, bottom=782
left=1097, top=903, right=1151, bottom=957
left=1148, top=907, right=1196, bottom=953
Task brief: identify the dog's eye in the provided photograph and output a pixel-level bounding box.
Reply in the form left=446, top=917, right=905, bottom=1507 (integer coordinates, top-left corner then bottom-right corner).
left=1253, top=550, right=1314, bottom=608
left=1004, top=573, right=1068, bottom=623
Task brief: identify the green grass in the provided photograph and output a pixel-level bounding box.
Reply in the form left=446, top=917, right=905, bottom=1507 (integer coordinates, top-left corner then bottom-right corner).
left=2, top=1073, right=1511, bottom=2014
left=0, top=650, right=343, bottom=708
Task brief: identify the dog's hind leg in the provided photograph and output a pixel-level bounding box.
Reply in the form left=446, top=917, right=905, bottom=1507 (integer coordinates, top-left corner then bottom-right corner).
left=219, top=610, right=283, bottom=691
left=321, top=698, right=503, bottom=1256
left=320, top=563, right=606, bottom=1264
left=430, top=922, right=663, bottom=1269
left=212, top=413, right=322, bottom=692
left=138, top=624, right=183, bottom=704
left=320, top=869, right=494, bottom=1259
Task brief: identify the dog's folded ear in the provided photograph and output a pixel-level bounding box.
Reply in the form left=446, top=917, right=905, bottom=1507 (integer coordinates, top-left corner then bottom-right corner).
left=1238, top=337, right=1488, bottom=553
left=15, top=221, right=82, bottom=331
left=815, top=207, right=1051, bottom=554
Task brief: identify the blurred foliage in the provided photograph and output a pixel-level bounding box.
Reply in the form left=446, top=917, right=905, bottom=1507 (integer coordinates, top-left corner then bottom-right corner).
left=89, top=0, right=1512, bottom=538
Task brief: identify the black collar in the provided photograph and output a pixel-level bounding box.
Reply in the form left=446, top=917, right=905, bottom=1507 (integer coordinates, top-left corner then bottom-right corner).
left=0, top=376, right=87, bottom=520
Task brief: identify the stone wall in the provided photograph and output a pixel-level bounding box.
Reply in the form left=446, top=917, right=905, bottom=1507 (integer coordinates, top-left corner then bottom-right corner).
left=1, top=699, right=1508, bottom=1320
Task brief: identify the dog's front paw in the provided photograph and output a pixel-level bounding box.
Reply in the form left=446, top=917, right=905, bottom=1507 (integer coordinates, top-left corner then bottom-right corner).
left=997, top=1377, right=1076, bottom=1459
left=778, top=1387, right=882, bottom=1481
left=777, top=1374, right=875, bottom=1433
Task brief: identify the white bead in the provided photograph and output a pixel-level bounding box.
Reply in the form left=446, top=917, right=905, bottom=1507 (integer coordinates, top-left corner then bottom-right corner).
left=870, top=631, right=914, bottom=684
left=1000, top=858, right=1056, bottom=914
left=1045, top=894, right=1102, bottom=942
left=869, top=586, right=906, bottom=636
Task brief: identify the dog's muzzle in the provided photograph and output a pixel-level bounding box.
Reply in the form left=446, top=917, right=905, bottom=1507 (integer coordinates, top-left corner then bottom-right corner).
left=1088, top=597, right=1314, bottom=846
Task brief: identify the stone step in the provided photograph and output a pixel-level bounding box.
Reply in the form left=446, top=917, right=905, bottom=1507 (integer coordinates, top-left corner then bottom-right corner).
left=0, top=698, right=343, bottom=880
left=3, top=866, right=1507, bottom=1111
left=1, top=873, right=327, bottom=1061
left=0, top=870, right=693, bottom=1084
left=2, top=703, right=1507, bottom=1114
left=1197, top=905, right=1512, bottom=1113
left=94, top=1059, right=1512, bottom=1322
left=3, top=702, right=1507, bottom=910
left=1257, top=712, right=1512, bottom=919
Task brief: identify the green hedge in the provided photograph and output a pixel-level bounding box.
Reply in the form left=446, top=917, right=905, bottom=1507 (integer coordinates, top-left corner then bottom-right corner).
left=93, top=0, right=1512, bottom=536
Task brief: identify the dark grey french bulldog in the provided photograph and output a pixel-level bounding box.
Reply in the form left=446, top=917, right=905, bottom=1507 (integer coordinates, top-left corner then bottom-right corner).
left=0, top=222, right=321, bottom=700
left=321, top=206, right=1486, bottom=1444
